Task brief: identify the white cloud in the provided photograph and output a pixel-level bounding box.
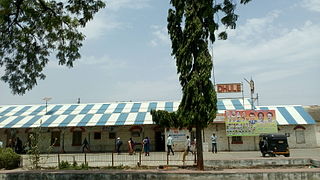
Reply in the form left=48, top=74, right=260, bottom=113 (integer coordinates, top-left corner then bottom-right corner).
left=80, top=12, right=123, bottom=40
left=301, top=0, right=320, bottom=12
left=76, top=55, right=127, bottom=70
left=149, top=25, right=170, bottom=47
left=231, top=10, right=282, bottom=42
left=79, top=0, right=151, bottom=40
left=214, top=14, right=320, bottom=83
left=47, top=54, right=127, bottom=71
left=218, top=23, right=319, bottom=63
left=112, top=79, right=181, bottom=101
left=106, top=0, right=151, bottom=11
left=254, top=63, right=312, bottom=83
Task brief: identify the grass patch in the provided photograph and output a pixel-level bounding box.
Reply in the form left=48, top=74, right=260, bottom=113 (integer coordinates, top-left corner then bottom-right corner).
left=58, top=160, right=89, bottom=170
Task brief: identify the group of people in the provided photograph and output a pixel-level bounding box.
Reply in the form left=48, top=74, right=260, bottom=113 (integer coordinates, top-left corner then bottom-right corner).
left=167, top=133, right=218, bottom=163
left=1, top=133, right=219, bottom=157
left=115, top=137, right=151, bottom=156
left=167, top=135, right=197, bottom=157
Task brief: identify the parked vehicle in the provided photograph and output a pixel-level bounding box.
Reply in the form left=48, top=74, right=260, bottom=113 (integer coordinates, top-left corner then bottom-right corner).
left=259, top=133, right=290, bottom=157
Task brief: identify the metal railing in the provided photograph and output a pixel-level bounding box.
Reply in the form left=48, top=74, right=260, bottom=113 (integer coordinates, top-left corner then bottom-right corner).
left=21, top=152, right=197, bottom=168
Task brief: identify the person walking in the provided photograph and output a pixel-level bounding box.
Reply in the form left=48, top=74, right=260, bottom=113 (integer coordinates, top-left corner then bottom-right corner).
left=211, top=133, right=217, bottom=153
left=15, top=137, right=23, bottom=154
left=82, top=138, right=90, bottom=153
left=128, top=138, right=135, bottom=155
left=182, top=136, right=192, bottom=164
left=116, top=137, right=123, bottom=154
left=192, top=138, right=197, bottom=153
left=186, top=136, right=193, bottom=154
left=166, top=135, right=174, bottom=155
left=143, top=137, right=150, bottom=156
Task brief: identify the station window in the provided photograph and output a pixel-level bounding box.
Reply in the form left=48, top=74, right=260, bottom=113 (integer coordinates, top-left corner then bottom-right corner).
left=51, top=131, right=61, bottom=146
left=72, top=131, right=82, bottom=146
left=131, top=131, right=140, bottom=137
left=231, top=136, right=243, bottom=144
left=94, top=132, right=101, bottom=140
left=295, top=130, right=305, bottom=144
left=109, top=132, right=116, bottom=139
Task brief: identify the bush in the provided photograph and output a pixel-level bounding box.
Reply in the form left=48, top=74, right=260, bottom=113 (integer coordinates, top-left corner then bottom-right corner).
left=80, top=162, right=89, bottom=170
left=59, top=160, right=71, bottom=169
left=72, top=161, right=78, bottom=167
left=0, top=148, right=21, bottom=169
left=59, top=160, right=89, bottom=170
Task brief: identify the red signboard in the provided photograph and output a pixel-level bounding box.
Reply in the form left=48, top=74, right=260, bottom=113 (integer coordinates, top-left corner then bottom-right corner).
left=217, top=83, right=242, bottom=93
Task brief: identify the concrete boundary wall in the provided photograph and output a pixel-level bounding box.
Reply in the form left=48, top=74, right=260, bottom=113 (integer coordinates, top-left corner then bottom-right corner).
left=0, top=170, right=320, bottom=180
left=204, top=158, right=314, bottom=168
left=1, top=159, right=320, bottom=180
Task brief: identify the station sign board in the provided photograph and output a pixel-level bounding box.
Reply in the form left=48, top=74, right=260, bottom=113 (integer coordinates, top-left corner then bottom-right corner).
left=217, top=83, right=242, bottom=93
left=167, top=128, right=188, bottom=142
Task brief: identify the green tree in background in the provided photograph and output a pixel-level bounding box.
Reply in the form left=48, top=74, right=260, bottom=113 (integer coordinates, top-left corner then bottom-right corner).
left=0, top=0, right=105, bottom=95
left=27, top=120, right=56, bottom=169
left=152, top=0, right=251, bottom=170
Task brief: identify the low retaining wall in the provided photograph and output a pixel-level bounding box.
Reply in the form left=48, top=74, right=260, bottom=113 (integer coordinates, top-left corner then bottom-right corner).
left=1, top=158, right=320, bottom=180
left=204, top=158, right=313, bottom=168
left=0, top=170, right=320, bottom=180
left=312, top=159, right=320, bottom=168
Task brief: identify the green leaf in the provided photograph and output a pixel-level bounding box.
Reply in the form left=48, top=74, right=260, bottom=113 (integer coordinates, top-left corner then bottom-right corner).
left=0, top=0, right=105, bottom=94
left=218, top=31, right=228, bottom=40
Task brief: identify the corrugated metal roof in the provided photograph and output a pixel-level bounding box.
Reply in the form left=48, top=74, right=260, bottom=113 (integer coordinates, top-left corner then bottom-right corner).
left=256, top=105, right=315, bottom=125
left=0, top=99, right=315, bottom=128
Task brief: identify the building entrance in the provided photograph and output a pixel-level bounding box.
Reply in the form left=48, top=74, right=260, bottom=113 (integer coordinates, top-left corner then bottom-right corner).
left=155, top=131, right=165, bottom=151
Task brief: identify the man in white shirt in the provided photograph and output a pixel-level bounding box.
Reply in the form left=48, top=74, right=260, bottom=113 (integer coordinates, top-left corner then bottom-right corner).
left=186, top=136, right=192, bottom=154
left=167, top=135, right=174, bottom=155
left=211, top=133, right=217, bottom=153
left=183, top=136, right=193, bottom=164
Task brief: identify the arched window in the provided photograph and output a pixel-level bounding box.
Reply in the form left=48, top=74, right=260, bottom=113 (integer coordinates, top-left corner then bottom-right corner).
left=294, top=125, right=306, bottom=144
left=129, top=126, right=142, bottom=137
left=70, top=127, right=85, bottom=146
left=50, top=128, right=61, bottom=146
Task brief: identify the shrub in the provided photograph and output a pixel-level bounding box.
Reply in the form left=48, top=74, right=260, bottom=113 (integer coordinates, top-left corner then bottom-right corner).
left=80, top=162, right=89, bottom=170
left=0, top=148, right=21, bottom=169
left=72, top=161, right=78, bottom=167
left=59, top=160, right=89, bottom=170
left=59, top=160, right=71, bottom=169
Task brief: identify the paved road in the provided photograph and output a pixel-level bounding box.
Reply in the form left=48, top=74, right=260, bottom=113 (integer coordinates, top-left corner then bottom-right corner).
left=21, top=148, right=320, bottom=168
left=203, top=148, right=320, bottom=160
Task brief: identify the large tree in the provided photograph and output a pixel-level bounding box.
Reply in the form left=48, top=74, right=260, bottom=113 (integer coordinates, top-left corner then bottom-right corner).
left=0, top=0, right=105, bottom=94
left=152, top=0, right=250, bottom=170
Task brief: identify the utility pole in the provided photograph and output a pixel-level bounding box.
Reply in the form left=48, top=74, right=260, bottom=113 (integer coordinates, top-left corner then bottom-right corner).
left=244, top=78, right=255, bottom=110
left=43, top=97, right=52, bottom=114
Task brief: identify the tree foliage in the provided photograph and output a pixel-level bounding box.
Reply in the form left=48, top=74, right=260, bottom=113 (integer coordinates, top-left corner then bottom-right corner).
left=0, top=0, right=105, bottom=94
left=152, top=0, right=251, bottom=170
left=27, top=122, right=56, bottom=169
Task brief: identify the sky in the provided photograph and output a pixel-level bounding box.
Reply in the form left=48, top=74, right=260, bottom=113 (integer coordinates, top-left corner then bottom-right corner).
left=0, top=0, right=319, bottom=106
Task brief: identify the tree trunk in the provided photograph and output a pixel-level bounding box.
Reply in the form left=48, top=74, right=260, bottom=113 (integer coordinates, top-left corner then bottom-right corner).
left=196, top=123, right=204, bottom=170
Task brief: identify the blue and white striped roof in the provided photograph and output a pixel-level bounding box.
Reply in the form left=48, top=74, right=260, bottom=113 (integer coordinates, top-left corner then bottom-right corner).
left=0, top=99, right=314, bottom=128
left=256, top=105, right=315, bottom=125
left=0, top=101, right=180, bottom=128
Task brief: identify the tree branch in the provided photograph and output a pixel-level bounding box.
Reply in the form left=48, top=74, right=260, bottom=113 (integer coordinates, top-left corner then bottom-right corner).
left=38, top=0, right=57, bottom=17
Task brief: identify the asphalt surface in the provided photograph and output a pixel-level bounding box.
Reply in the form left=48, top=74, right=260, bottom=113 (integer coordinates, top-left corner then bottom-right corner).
left=202, top=148, right=320, bottom=160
